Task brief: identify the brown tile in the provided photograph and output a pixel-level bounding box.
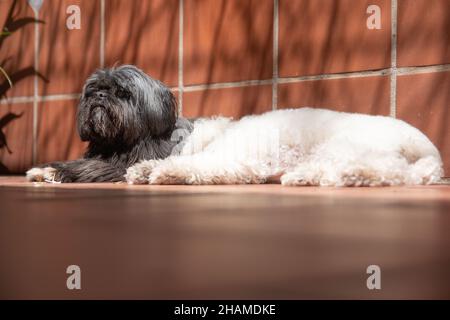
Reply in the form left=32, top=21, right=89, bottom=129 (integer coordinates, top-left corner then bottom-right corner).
left=37, top=99, right=87, bottom=164
left=39, top=0, right=100, bottom=95
left=0, top=0, right=36, bottom=98
left=105, top=0, right=179, bottom=87
left=183, top=85, right=272, bottom=118
left=398, top=0, right=450, bottom=67
left=1, top=183, right=450, bottom=299
left=0, top=103, right=33, bottom=173
left=279, top=0, right=391, bottom=77
left=397, top=71, right=450, bottom=176
left=184, top=0, right=273, bottom=85
left=278, top=76, right=390, bottom=115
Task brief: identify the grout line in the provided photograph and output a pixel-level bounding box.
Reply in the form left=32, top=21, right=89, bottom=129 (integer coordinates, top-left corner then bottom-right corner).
left=178, top=0, right=184, bottom=116
left=184, top=79, right=273, bottom=92
left=397, top=64, right=450, bottom=76
left=2, top=63, right=449, bottom=105
left=278, top=68, right=391, bottom=84
left=1, top=94, right=81, bottom=105
left=100, top=0, right=105, bottom=68
left=272, top=0, right=279, bottom=110
left=38, top=93, right=81, bottom=101
left=390, top=72, right=397, bottom=117
left=390, top=0, right=398, bottom=118
left=1, top=96, right=35, bottom=105
left=32, top=9, right=39, bottom=165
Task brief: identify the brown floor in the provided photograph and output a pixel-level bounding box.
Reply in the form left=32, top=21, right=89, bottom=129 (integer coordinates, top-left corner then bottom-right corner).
left=1, top=176, right=450, bottom=299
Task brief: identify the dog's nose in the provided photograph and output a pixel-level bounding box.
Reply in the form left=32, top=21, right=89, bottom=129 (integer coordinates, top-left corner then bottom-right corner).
left=96, top=91, right=107, bottom=99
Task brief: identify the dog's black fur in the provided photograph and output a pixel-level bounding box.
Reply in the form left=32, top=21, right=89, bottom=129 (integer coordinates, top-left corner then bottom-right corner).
left=31, top=65, right=193, bottom=182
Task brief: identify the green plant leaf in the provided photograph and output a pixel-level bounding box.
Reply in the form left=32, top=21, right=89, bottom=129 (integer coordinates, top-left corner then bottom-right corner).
left=0, top=66, right=13, bottom=88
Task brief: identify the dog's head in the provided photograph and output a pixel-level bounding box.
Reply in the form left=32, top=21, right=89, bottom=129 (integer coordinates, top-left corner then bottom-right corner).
left=77, top=65, right=177, bottom=146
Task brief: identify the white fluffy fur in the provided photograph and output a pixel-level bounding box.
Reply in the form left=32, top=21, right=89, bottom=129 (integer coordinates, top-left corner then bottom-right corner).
left=126, top=108, right=443, bottom=186
left=26, top=167, right=58, bottom=183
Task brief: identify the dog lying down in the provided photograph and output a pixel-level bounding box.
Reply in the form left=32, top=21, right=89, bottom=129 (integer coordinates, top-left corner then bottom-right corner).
left=27, top=65, right=443, bottom=186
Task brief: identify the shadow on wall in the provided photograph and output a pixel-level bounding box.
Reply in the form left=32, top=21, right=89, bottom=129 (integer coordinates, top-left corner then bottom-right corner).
left=396, top=3, right=449, bottom=153
left=0, top=0, right=46, bottom=173
left=105, top=0, right=179, bottom=85
left=278, top=0, right=389, bottom=115
left=0, top=111, right=22, bottom=172
left=185, top=0, right=273, bottom=117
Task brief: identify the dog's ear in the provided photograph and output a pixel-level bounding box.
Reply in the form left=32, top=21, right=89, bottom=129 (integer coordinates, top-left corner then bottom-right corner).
left=142, top=81, right=178, bottom=137
left=76, top=101, right=91, bottom=142
left=76, top=75, right=99, bottom=142
left=77, top=122, right=90, bottom=141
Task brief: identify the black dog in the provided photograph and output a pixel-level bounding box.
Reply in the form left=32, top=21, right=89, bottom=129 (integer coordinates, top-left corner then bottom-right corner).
left=27, top=65, right=192, bottom=182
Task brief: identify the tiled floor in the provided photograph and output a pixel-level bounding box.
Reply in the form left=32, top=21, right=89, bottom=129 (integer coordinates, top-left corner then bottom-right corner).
left=1, top=176, right=449, bottom=299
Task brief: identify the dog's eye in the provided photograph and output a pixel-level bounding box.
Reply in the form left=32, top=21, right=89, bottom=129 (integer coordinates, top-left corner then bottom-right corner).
left=84, top=87, right=95, bottom=97
left=116, top=88, right=130, bottom=100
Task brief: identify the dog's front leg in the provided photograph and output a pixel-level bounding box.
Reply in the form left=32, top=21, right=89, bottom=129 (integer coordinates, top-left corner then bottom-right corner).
left=27, top=159, right=126, bottom=183
left=126, top=154, right=269, bottom=185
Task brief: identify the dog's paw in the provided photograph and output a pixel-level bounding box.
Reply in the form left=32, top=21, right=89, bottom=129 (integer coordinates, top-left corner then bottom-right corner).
left=26, top=167, right=59, bottom=183
left=148, top=166, right=186, bottom=185
left=125, top=160, right=161, bottom=184
left=280, top=172, right=320, bottom=186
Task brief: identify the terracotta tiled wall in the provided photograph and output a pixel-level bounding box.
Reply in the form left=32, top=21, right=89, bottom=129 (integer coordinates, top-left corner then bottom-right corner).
left=1, top=0, right=449, bottom=175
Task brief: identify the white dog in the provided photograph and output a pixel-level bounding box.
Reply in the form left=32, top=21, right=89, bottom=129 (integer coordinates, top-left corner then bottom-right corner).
left=126, top=108, right=443, bottom=186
